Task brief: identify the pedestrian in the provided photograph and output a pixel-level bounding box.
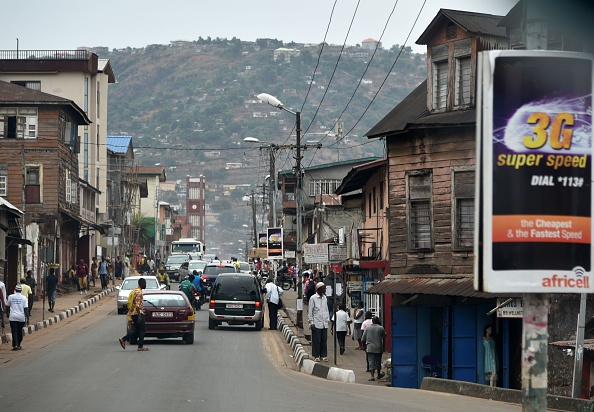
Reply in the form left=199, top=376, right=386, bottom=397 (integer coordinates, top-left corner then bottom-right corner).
left=331, top=304, right=351, bottom=355
left=0, top=278, right=7, bottom=309
left=6, top=284, right=28, bottom=350
left=0, top=286, right=5, bottom=337
left=362, top=316, right=387, bottom=381
left=46, top=267, right=58, bottom=312
left=304, top=272, right=316, bottom=304
left=265, top=277, right=283, bottom=330
left=353, top=301, right=365, bottom=350
left=308, top=282, right=329, bottom=362
left=19, top=278, right=32, bottom=317
left=155, top=250, right=161, bottom=268
left=123, top=254, right=131, bottom=279
left=25, top=270, right=36, bottom=314
left=483, top=324, right=498, bottom=386
left=98, top=256, right=109, bottom=290
left=115, top=256, right=123, bottom=280
left=118, top=277, right=149, bottom=351
left=77, top=259, right=89, bottom=295
left=90, top=257, right=98, bottom=287
left=361, top=310, right=373, bottom=333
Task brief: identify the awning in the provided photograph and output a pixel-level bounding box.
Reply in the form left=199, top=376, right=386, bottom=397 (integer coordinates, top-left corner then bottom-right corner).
left=550, top=339, right=594, bottom=352
left=60, top=209, right=104, bottom=233
left=366, top=276, right=519, bottom=298
left=6, top=235, right=33, bottom=247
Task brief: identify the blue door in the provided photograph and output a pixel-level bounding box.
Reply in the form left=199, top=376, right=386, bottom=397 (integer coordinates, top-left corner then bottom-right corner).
left=391, top=306, right=418, bottom=388
left=452, top=306, right=477, bottom=382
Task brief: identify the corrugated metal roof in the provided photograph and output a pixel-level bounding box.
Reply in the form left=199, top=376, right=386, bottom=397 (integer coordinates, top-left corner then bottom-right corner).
left=0, top=197, right=23, bottom=216
left=550, top=339, right=594, bottom=352
left=417, top=9, right=507, bottom=45
left=365, top=80, right=475, bottom=139
left=107, top=136, right=132, bottom=154
left=366, top=276, right=518, bottom=298
left=335, top=158, right=386, bottom=195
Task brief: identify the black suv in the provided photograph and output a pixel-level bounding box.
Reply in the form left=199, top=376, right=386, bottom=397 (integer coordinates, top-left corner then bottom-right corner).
left=208, top=273, right=265, bottom=331
left=201, top=263, right=239, bottom=296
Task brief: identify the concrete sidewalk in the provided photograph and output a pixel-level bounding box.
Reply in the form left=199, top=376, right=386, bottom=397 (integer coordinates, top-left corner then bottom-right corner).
left=1, top=277, right=122, bottom=345
left=279, top=286, right=390, bottom=386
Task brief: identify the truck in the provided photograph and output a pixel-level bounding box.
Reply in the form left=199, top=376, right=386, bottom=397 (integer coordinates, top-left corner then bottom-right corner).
left=171, top=238, right=205, bottom=259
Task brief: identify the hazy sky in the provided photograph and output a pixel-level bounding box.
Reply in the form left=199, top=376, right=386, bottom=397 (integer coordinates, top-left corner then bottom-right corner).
left=4, top=0, right=517, bottom=53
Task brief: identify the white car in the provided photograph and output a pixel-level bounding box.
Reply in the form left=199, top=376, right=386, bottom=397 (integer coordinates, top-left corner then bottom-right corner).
left=179, top=260, right=208, bottom=279
left=116, top=275, right=165, bottom=314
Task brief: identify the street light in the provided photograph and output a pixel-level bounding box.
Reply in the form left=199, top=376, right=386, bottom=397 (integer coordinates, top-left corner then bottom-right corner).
left=256, top=92, right=304, bottom=328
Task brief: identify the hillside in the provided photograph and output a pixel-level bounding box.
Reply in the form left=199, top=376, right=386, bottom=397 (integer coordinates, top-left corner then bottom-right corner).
left=101, top=38, right=426, bottom=255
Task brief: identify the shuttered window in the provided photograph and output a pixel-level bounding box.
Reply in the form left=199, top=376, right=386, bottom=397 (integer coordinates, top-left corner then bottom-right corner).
left=433, top=61, right=448, bottom=110
left=453, top=170, right=475, bottom=250
left=455, top=57, right=471, bottom=106
left=408, top=172, right=433, bottom=251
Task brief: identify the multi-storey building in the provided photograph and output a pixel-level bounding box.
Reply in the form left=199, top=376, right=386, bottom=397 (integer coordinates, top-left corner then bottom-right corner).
left=0, top=81, right=95, bottom=290
left=186, top=175, right=205, bottom=244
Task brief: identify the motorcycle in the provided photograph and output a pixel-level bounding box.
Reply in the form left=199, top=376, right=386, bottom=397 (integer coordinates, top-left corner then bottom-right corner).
left=193, top=290, right=206, bottom=310
left=259, top=271, right=269, bottom=287
left=277, top=272, right=292, bottom=291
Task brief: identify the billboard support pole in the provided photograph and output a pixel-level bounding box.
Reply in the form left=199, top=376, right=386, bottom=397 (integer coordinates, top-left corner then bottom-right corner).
left=521, top=293, right=549, bottom=411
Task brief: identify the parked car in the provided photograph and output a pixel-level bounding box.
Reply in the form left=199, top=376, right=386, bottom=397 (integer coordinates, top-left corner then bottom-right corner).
left=164, top=253, right=191, bottom=282
left=126, top=290, right=195, bottom=344
left=236, top=261, right=251, bottom=274
left=208, top=273, right=265, bottom=331
left=201, top=263, right=239, bottom=296
left=116, top=275, right=164, bottom=314
left=179, top=260, right=208, bottom=279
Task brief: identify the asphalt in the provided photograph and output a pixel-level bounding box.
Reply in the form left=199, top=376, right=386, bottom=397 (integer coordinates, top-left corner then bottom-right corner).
left=278, top=286, right=390, bottom=386
left=1, top=277, right=122, bottom=345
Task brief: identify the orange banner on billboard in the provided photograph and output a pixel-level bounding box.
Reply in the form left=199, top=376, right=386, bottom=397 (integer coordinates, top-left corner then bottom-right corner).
left=492, top=215, right=591, bottom=243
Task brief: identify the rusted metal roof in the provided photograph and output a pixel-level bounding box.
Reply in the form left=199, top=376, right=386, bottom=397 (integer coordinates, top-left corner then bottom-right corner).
left=365, top=80, right=476, bottom=139
left=417, top=9, right=507, bottom=45
left=335, top=158, right=386, bottom=195
left=550, top=339, right=594, bottom=352
left=366, top=276, right=518, bottom=298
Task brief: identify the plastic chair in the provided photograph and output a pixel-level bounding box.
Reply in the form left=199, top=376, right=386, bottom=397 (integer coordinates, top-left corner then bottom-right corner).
left=421, top=355, right=439, bottom=377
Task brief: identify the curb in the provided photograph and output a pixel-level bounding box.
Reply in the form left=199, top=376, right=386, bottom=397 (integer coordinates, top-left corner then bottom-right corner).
left=1, top=286, right=117, bottom=345
left=277, top=315, right=355, bottom=383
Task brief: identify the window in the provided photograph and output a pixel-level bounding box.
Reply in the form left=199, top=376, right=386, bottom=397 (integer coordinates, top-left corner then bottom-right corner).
left=368, top=192, right=372, bottom=218
left=433, top=61, right=448, bottom=110
left=0, top=107, right=37, bottom=139
left=455, top=57, right=471, bottom=106
left=97, top=81, right=100, bottom=118
left=84, top=132, right=89, bottom=177
left=84, top=77, right=89, bottom=113
left=0, top=174, right=6, bottom=197
left=25, top=166, right=41, bottom=203
left=71, top=180, right=77, bottom=204
left=308, top=179, right=341, bottom=196
left=66, top=176, right=71, bottom=203
left=96, top=126, right=100, bottom=162
left=453, top=170, right=475, bottom=250
left=11, top=80, right=41, bottom=91
left=408, top=172, right=432, bottom=250
left=373, top=186, right=377, bottom=214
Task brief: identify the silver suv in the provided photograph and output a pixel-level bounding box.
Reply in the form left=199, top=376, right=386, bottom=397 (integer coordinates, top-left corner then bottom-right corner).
left=208, top=273, right=264, bottom=331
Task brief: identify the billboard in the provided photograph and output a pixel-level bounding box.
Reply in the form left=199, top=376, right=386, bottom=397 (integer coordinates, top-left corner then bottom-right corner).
left=258, top=232, right=267, bottom=249
left=304, top=243, right=329, bottom=264
left=476, top=51, right=593, bottom=293
left=267, top=227, right=283, bottom=259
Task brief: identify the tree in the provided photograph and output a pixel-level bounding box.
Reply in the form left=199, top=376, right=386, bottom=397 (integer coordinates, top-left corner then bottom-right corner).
left=131, top=213, right=155, bottom=252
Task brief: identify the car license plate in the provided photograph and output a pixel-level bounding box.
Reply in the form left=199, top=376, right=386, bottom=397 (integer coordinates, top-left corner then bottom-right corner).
left=153, top=312, right=173, bottom=317
left=226, top=303, right=243, bottom=309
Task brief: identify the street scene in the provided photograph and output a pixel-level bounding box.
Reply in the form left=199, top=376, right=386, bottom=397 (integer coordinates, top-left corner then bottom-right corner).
left=1, top=1, right=594, bottom=411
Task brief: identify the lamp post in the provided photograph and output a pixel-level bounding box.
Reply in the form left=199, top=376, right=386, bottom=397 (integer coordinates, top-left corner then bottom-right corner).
left=255, top=93, right=305, bottom=327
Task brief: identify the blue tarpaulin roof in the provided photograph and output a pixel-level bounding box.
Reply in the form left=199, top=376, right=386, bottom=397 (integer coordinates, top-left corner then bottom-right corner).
left=107, top=136, right=132, bottom=154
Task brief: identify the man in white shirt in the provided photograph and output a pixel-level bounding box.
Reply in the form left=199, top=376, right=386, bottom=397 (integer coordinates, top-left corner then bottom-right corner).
left=331, top=304, right=351, bottom=355
left=6, top=284, right=28, bottom=350
left=265, top=279, right=283, bottom=330
left=308, top=282, right=329, bottom=362
left=0, top=279, right=7, bottom=308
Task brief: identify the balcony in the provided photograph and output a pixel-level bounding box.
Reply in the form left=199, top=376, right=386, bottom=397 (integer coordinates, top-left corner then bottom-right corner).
left=358, top=228, right=383, bottom=260
left=0, top=50, right=97, bottom=74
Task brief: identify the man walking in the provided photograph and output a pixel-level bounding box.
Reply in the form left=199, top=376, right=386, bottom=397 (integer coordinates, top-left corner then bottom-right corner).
left=118, top=278, right=149, bottom=351
left=362, top=316, right=387, bottom=381
left=25, top=270, right=36, bottom=314
left=308, top=282, right=329, bottom=362
left=6, top=284, right=28, bottom=350
left=19, top=278, right=32, bottom=317
left=77, top=259, right=89, bottom=295
left=46, top=268, right=59, bottom=312
left=123, top=254, right=131, bottom=279
left=98, top=256, right=109, bottom=290
left=331, top=304, right=351, bottom=355
left=265, top=277, right=283, bottom=330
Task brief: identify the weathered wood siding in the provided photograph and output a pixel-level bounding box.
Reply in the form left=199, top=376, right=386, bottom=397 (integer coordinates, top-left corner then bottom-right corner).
left=387, top=127, right=476, bottom=276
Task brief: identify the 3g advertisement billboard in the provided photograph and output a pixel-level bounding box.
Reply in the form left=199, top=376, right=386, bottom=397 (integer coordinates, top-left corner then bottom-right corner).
left=476, top=51, right=593, bottom=293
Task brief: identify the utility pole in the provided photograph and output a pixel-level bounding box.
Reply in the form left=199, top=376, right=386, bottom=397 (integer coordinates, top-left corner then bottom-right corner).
left=251, top=191, right=257, bottom=250
left=295, top=111, right=303, bottom=328
left=268, top=147, right=275, bottom=228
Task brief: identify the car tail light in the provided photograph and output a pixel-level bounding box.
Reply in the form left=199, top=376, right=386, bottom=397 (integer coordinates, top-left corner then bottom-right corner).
left=255, top=301, right=261, bottom=309
left=209, top=299, right=215, bottom=309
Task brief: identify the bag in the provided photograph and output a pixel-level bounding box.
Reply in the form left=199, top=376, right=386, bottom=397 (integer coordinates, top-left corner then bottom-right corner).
left=277, top=298, right=284, bottom=309
left=127, top=290, right=136, bottom=312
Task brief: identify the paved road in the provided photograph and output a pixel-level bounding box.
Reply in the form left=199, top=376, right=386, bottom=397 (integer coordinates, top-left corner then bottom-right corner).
left=0, top=293, right=522, bottom=412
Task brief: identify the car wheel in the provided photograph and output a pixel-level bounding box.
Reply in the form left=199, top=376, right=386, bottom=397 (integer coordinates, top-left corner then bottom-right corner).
left=208, top=318, right=216, bottom=330
left=117, top=307, right=123, bottom=315
left=183, top=333, right=194, bottom=344
left=254, top=318, right=263, bottom=331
